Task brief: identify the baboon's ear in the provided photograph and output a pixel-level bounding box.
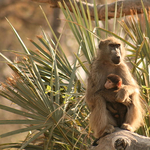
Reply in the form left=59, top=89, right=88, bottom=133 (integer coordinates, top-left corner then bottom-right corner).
left=98, top=40, right=106, bottom=50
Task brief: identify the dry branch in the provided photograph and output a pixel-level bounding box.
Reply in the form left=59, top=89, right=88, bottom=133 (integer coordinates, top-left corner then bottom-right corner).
left=31, top=0, right=150, bottom=20
left=89, top=128, right=150, bottom=150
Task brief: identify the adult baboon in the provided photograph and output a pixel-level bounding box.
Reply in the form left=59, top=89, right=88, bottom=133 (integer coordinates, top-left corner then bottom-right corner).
left=86, top=37, right=144, bottom=138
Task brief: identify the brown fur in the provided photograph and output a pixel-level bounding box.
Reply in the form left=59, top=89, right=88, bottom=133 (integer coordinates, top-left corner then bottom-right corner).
left=85, top=37, right=144, bottom=138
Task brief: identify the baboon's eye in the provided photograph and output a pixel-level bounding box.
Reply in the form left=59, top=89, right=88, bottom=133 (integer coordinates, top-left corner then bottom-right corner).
left=109, top=44, right=120, bottom=48
left=109, top=44, right=115, bottom=47
left=116, top=44, right=121, bottom=48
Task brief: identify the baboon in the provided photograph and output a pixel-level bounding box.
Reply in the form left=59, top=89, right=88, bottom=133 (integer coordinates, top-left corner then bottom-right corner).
left=98, top=74, right=129, bottom=127
left=86, top=37, right=144, bottom=138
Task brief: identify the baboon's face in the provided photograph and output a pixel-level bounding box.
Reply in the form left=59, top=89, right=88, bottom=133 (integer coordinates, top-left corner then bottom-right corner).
left=109, top=43, right=121, bottom=64
left=99, top=37, right=124, bottom=64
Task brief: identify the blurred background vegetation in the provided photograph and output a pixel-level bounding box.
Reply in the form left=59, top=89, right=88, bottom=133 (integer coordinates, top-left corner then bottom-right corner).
left=0, top=0, right=150, bottom=149
left=0, top=0, right=61, bottom=145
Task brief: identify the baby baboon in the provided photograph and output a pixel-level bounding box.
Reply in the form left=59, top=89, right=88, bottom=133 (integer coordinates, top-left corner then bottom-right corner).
left=86, top=37, right=144, bottom=138
left=99, top=74, right=129, bottom=127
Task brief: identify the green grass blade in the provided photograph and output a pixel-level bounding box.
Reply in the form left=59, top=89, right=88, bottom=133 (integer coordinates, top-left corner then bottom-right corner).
left=67, top=46, right=81, bottom=93
left=0, top=104, right=44, bottom=120
left=105, top=0, right=108, bottom=38
left=0, top=123, right=51, bottom=138
left=0, top=120, right=44, bottom=124
left=97, top=27, right=136, bottom=49
left=20, top=125, right=51, bottom=150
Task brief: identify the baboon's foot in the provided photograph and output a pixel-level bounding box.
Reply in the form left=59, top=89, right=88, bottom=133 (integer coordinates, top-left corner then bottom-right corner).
left=121, top=123, right=133, bottom=131
left=104, top=124, right=115, bottom=134
left=93, top=125, right=115, bottom=146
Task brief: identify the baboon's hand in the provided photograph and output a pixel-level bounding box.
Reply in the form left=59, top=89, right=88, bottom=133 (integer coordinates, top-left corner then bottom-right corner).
left=116, top=88, right=129, bottom=104
left=122, top=97, right=132, bottom=106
